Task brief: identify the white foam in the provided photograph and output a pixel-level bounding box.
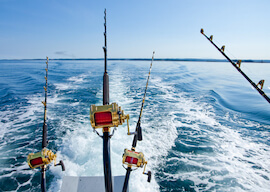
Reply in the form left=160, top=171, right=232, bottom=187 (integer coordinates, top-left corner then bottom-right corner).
left=0, top=80, right=69, bottom=191
left=0, top=120, right=7, bottom=141
left=67, top=74, right=88, bottom=83
left=54, top=74, right=89, bottom=91
left=154, top=78, right=270, bottom=191
left=54, top=83, right=78, bottom=91
left=5, top=63, right=268, bottom=192
left=47, top=66, right=164, bottom=192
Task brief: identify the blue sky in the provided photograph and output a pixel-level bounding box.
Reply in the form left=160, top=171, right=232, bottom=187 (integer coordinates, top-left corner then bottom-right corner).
left=0, top=0, right=269, bottom=59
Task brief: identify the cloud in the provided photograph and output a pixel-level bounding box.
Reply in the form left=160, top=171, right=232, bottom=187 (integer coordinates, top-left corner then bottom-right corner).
left=54, top=51, right=76, bottom=58
left=55, top=51, right=66, bottom=55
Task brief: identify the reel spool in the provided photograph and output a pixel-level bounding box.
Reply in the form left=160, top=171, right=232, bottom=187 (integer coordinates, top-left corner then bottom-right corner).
left=90, top=102, right=129, bottom=129
left=122, top=149, right=151, bottom=182
left=27, top=148, right=65, bottom=171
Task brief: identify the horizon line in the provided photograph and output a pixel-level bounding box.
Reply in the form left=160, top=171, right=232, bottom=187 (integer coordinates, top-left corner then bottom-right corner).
left=1, top=58, right=270, bottom=63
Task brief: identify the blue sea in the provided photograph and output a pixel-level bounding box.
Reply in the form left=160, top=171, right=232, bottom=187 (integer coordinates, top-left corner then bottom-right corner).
left=0, top=59, right=270, bottom=192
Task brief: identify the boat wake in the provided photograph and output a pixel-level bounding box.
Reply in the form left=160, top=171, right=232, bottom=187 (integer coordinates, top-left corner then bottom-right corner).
left=1, top=60, right=269, bottom=192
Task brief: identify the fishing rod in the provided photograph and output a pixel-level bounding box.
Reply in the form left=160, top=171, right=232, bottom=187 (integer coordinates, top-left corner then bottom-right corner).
left=90, top=9, right=130, bottom=192
left=102, top=9, right=113, bottom=192
left=27, top=57, right=65, bottom=192
left=122, top=51, right=155, bottom=192
left=201, top=29, right=270, bottom=104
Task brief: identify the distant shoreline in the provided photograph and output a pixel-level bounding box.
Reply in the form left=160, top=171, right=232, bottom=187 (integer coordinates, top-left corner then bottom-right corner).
left=1, top=58, right=270, bottom=63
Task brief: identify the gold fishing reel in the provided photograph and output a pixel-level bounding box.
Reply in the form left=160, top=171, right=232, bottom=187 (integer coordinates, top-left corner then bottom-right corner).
left=90, top=102, right=129, bottom=131
left=27, top=148, right=65, bottom=171
left=122, top=148, right=151, bottom=182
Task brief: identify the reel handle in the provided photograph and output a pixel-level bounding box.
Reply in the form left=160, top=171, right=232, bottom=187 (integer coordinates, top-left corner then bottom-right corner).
left=144, top=171, right=151, bottom=182
left=147, top=171, right=151, bottom=182
left=55, top=160, right=65, bottom=171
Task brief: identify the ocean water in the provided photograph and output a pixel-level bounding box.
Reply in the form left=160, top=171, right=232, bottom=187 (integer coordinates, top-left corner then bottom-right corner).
left=0, top=59, right=269, bottom=192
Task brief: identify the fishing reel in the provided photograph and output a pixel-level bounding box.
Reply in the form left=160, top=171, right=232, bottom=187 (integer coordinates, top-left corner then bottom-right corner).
left=122, top=148, right=151, bottom=182
left=90, top=102, right=129, bottom=130
left=27, top=148, right=65, bottom=171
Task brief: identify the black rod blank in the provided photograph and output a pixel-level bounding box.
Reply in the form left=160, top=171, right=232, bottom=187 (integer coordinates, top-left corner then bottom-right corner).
left=42, top=58, right=48, bottom=148
left=41, top=57, right=49, bottom=192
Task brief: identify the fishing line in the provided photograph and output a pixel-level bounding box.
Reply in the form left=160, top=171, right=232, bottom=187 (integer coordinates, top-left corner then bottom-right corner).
left=212, top=36, right=239, bottom=61
left=206, top=32, right=268, bottom=87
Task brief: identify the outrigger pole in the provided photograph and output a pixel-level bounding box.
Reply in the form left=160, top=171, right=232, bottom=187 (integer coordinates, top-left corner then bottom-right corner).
left=27, top=58, right=65, bottom=192
left=102, top=9, right=113, bottom=192
left=122, top=51, right=155, bottom=192
left=201, top=29, right=270, bottom=104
